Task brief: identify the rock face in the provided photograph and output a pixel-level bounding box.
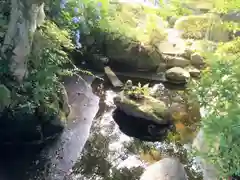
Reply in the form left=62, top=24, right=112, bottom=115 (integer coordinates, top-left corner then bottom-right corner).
left=174, top=14, right=230, bottom=42
left=165, top=67, right=190, bottom=84
left=140, top=158, right=187, bottom=180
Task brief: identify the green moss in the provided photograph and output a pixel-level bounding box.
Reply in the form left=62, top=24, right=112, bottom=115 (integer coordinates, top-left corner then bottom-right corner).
left=121, top=94, right=167, bottom=123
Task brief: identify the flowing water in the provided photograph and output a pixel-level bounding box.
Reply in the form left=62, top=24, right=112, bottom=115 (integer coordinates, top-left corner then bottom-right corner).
left=0, top=75, right=203, bottom=180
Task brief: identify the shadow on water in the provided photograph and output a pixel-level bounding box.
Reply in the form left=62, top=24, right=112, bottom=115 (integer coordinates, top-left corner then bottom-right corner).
left=70, top=77, right=203, bottom=180
left=0, top=75, right=100, bottom=180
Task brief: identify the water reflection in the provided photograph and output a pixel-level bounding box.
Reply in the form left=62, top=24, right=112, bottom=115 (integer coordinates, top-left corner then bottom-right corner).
left=71, top=80, right=203, bottom=180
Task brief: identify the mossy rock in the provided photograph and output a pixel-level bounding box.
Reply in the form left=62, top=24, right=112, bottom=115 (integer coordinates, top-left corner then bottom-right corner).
left=114, top=92, right=168, bottom=124
left=174, top=14, right=230, bottom=42
left=0, top=84, right=11, bottom=112
left=104, top=3, right=168, bottom=71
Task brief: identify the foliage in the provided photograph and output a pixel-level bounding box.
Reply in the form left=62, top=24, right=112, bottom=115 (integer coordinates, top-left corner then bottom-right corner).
left=0, top=19, right=77, bottom=120
left=217, top=37, right=240, bottom=54
left=191, top=52, right=240, bottom=177
left=124, top=83, right=150, bottom=100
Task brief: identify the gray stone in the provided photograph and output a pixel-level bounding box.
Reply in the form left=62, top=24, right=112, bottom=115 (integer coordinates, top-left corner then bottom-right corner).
left=185, top=66, right=201, bottom=77
left=163, top=55, right=190, bottom=68
left=140, top=157, right=187, bottom=180
left=222, top=11, right=240, bottom=23
left=166, top=67, right=190, bottom=83
left=190, top=52, right=204, bottom=67
left=114, top=92, right=168, bottom=124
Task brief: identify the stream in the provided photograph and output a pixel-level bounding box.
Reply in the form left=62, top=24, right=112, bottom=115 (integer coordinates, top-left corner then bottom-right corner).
left=0, top=74, right=203, bottom=180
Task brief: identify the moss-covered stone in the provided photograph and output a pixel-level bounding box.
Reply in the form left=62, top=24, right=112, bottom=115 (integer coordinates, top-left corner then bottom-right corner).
left=174, top=14, right=230, bottom=42
left=114, top=92, right=168, bottom=124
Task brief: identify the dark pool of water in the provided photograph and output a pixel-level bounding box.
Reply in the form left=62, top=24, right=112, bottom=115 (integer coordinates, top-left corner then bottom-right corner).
left=69, top=78, right=203, bottom=180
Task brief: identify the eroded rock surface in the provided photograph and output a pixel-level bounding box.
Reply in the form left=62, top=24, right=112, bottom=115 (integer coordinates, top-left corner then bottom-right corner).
left=140, top=157, right=187, bottom=180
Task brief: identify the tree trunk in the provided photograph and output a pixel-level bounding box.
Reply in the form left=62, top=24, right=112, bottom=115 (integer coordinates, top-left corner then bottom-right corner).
left=1, top=0, right=45, bottom=81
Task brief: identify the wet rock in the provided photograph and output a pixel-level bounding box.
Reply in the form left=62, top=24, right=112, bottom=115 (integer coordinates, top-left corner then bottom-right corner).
left=168, top=103, right=188, bottom=122
left=174, top=14, right=230, bottom=42
left=140, top=157, right=187, bottom=180
left=163, top=55, right=190, bottom=68
left=114, top=92, right=169, bottom=125
left=165, top=67, right=190, bottom=84
left=113, top=109, right=171, bottom=142
left=185, top=66, right=201, bottom=77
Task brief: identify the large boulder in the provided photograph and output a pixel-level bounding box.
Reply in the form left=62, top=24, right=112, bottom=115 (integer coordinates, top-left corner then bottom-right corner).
left=140, top=157, right=187, bottom=180
left=114, top=92, right=169, bottom=125
left=165, top=67, right=190, bottom=84
left=174, top=14, right=230, bottom=42
left=104, top=3, right=168, bottom=72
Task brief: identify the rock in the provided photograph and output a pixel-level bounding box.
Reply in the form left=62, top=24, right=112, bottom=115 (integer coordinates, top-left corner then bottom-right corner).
left=0, top=84, right=11, bottom=112
left=104, top=66, right=123, bottom=87
left=163, top=55, right=190, bottom=68
left=174, top=14, right=230, bottom=42
left=113, top=109, right=172, bottom=142
left=165, top=67, right=190, bottom=84
left=193, top=129, right=220, bottom=180
left=114, top=92, right=169, bottom=125
left=156, top=62, right=167, bottom=72
left=158, top=39, right=186, bottom=56
left=140, top=157, right=187, bottom=180
left=221, top=11, right=240, bottom=23
left=185, top=66, right=201, bottom=77
left=103, top=3, right=168, bottom=72
left=168, top=103, right=188, bottom=122
left=190, top=52, right=205, bottom=67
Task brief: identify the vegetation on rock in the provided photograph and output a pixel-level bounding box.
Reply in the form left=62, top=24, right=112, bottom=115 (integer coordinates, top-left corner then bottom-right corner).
left=0, top=0, right=239, bottom=178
